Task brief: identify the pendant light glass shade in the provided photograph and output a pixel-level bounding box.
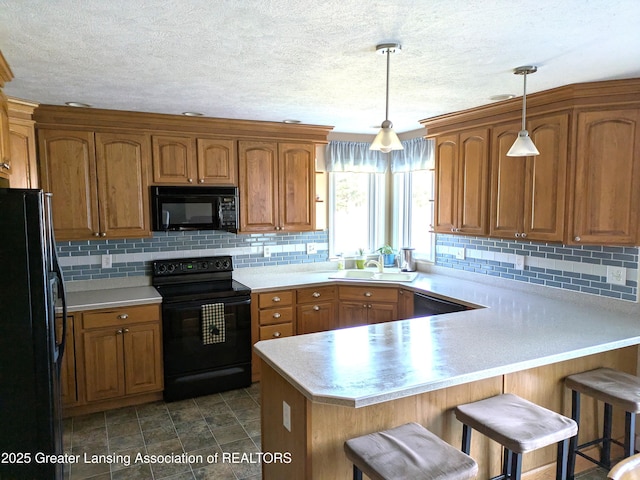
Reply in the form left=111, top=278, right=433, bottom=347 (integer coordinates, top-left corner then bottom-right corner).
left=370, top=43, right=403, bottom=152
left=507, top=66, right=539, bottom=157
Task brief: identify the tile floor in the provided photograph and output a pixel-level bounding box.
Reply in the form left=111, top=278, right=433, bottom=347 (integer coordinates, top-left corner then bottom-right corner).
left=63, top=384, right=262, bottom=480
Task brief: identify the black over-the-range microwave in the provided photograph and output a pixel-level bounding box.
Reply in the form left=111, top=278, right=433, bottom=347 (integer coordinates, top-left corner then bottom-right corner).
left=151, top=186, right=239, bottom=233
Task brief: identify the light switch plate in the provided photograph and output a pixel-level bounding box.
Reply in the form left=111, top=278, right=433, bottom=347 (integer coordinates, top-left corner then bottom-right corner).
left=514, top=255, right=525, bottom=270
left=606, top=265, right=626, bottom=286
left=101, top=254, right=112, bottom=269
left=282, top=401, right=291, bottom=432
left=263, top=246, right=272, bottom=258
left=455, top=247, right=465, bottom=260
left=306, top=243, right=317, bottom=255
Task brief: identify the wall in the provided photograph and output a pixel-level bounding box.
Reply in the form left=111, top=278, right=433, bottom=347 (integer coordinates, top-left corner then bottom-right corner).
left=436, top=234, right=639, bottom=302
left=57, top=230, right=329, bottom=282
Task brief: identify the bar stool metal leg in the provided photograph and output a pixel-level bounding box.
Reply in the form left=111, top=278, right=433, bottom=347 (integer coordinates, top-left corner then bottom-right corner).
left=510, top=452, right=523, bottom=480
left=462, top=423, right=472, bottom=454
left=603, top=402, right=613, bottom=467
left=626, top=411, right=636, bottom=458
left=503, top=449, right=513, bottom=479
left=568, top=389, right=580, bottom=480
left=557, top=438, right=570, bottom=480
left=353, top=464, right=362, bottom=480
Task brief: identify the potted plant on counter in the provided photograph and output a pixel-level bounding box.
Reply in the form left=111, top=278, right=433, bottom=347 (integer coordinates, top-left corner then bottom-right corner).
left=355, top=248, right=366, bottom=269
left=377, top=245, right=395, bottom=267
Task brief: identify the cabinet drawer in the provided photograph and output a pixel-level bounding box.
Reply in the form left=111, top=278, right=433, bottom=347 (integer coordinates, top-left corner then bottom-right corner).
left=258, top=291, right=293, bottom=308
left=297, top=285, right=335, bottom=304
left=82, top=304, right=160, bottom=329
left=259, top=323, right=293, bottom=341
left=338, top=286, right=398, bottom=303
left=259, top=306, right=294, bottom=326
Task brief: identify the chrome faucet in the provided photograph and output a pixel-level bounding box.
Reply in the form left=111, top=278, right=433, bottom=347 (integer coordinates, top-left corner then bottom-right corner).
left=366, top=255, right=384, bottom=273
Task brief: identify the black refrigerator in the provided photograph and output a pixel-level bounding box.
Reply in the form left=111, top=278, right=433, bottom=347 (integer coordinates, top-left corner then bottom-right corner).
left=0, top=188, right=67, bottom=479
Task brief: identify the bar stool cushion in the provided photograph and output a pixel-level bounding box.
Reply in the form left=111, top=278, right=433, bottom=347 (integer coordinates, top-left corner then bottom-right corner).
left=344, top=422, right=478, bottom=480
left=566, top=368, right=640, bottom=413
left=455, top=394, right=577, bottom=453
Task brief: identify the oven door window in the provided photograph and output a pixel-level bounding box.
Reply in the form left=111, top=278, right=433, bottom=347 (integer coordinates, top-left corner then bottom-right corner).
left=162, top=297, right=251, bottom=376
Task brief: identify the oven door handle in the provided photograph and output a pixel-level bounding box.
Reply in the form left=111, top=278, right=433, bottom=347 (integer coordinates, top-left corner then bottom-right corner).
left=224, top=298, right=252, bottom=308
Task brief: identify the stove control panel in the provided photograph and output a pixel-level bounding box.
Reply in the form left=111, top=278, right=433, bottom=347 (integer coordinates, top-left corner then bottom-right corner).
left=153, top=256, right=233, bottom=276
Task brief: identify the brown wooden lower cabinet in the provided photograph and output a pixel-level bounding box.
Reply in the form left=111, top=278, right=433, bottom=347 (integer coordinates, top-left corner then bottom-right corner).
left=65, top=303, right=163, bottom=416
left=297, top=301, right=335, bottom=334
left=338, top=285, right=398, bottom=328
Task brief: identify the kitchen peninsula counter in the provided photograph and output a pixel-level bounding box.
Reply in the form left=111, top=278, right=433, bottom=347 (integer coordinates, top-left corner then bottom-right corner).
left=251, top=271, right=640, bottom=479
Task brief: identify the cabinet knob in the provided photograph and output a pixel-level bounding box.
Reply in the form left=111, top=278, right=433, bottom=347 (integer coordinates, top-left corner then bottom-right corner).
left=101, top=232, right=106, bottom=237
left=515, top=233, right=521, bottom=238
left=312, top=292, right=321, bottom=298
left=94, top=232, right=100, bottom=237
left=364, top=292, right=372, bottom=297
left=272, top=312, right=281, bottom=319
left=0, top=162, right=10, bottom=170
left=272, top=296, right=281, bottom=302
left=451, top=228, right=456, bottom=232
left=117, top=313, right=129, bottom=320
left=521, top=233, right=527, bottom=238
left=574, top=236, right=581, bottom=242
left=455, top=228, right=461, bottom=232
left=399, top=290, right=404, bottom=295
left=116, top=329, right=123, bottom=335
left=367, top=304, right=372, bottom=309
left=188, top=178, right=193, bottom=183
left=273, top=331, right=281, bottom=338
left=313, top=305, right=320, bottom=311
left=199, top=178, right=204, bottom=183
left=362, top=304, right=368, bottom=308
left=123, top=328, right=129, bottom=333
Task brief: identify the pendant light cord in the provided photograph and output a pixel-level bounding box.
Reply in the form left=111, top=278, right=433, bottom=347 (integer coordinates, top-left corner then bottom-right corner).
left=521, top=71, right=527, bottom=131
left=385, top=47, right=391, bottom=122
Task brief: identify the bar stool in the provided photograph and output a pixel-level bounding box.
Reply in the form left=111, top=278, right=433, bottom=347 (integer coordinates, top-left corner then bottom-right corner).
left=454, top=394, right=578, bottom=480
left=344, top=422, right=478, bottom=480
left=565, top=368, right=640, bottom=478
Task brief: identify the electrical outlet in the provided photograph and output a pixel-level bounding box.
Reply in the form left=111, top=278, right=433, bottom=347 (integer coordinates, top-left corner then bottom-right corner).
left=607, top=265, right=626, bottom=286
left=263, top=246, right=272, bottom=258
left=101, top=254, right=112, bottom=269
left=282, top=401, right=291, bottom=432
left=455, top=247, right=465, bottom=260
left=514, top=255, right=525, bottom=271
left=306, top=243, right=317, bottom=255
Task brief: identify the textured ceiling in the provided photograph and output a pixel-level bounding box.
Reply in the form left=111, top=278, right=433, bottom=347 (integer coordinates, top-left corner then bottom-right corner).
left=1, top=0, right=640, bottom=134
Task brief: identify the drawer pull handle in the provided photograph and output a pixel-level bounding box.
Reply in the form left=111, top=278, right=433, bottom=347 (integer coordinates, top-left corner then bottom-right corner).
left=273, top=312, right=281, bottom=319
left=272, top=296, right=281, bottom=302
left=118, top=314, right=129, bottom=320
left=312, top=292, right=321, bottom=298
left=273, top=331, right=281, bottom=338
left=364, top=292, right=372, bottom=297
left=313, top=305, right=320, bottom=311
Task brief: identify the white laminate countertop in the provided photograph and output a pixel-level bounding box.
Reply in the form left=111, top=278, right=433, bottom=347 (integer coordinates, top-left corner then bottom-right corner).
left=64, top=286, right=162, bottom=312
left=252, top=270, right=640, bottom=408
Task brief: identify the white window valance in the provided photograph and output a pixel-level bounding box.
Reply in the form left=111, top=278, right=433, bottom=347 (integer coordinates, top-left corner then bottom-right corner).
left=326, top=137, right=434, bottom=173
left=390, top=137, right=434, bottom=172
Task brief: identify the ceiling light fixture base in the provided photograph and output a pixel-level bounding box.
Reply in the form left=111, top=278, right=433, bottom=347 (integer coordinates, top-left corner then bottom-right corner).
left=513, top=65, right=537, bottom=76
left=375, top=43, right=402, bottom=54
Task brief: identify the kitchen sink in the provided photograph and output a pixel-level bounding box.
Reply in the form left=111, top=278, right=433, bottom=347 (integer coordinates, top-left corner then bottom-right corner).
left=329, top=270, right=418, bottom=282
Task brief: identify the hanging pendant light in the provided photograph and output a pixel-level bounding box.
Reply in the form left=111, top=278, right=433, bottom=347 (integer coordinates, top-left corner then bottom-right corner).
left=507, top=65, right=539, bottom=157
left=370, top=43, right=403, bottom=152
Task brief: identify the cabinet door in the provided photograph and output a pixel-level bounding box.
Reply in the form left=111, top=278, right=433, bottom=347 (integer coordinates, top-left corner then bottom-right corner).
left=397, top=289, right=414, bottom=320
left=571, top=109, right=640, bottom=245
left=38, top=130, right=99, bottom=240
left=239, top=141, right=279, bottom=232
left=278, top=143, right=315, bottom=231
left=434, top=134, right=458, bottom=233
left=82, top=328, right=125, bottom=402
left=297, top=302, right=335, bottom=334
left=196, top=138, right=237, bottom=185
left=8, top=122, right=38, bottom=188
left=122, top=323, right=163, bottom=395
left=457, top=128, right=489, bottom=235
left=151, top=135, right=196, bottom=184
left=368, top=303, right=398, bottom=325
left=524, top=113, right=569, bottom=242
left=338, top=302, right=369, bottom=329
left=95, top=132, right=151, bottom=238
left=490, top=123, right=525, bottom=238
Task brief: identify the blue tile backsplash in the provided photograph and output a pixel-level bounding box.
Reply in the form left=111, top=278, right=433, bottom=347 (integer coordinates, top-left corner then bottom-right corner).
left=57, top=230, right=329, bottom=282
left=435, top=234, right=638, bottom=302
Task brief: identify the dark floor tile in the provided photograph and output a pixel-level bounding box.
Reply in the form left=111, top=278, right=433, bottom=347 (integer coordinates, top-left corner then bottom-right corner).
left=234, top=406, right=260, bottom=423
left=170, top=407, right=204, bottom=424
left=139, top=411, right=172, bottom=431
left=142, top=424, right=178, bottom=445
left=180, top=432, right=216, bottom=453
left=251, top=435, right=261, bottom=450
left=150, top=457, right=192, bottom=479
left=136, top=400, right=168, bottom=418
left=107, top=419, right=141, bottom=438
left=204, top=411, right=239, bottom=429
left=192, top=462, right=236, bottom=480
left=69, top=457, right=110, bottom=480
left=230, top=458, right=262, bottom=480
left=212, top=424, right=249, bottom=446
left=220, top=438, right=261, bottom=479
left=108, top=431, right=145, bottom=452
left=146, top=438, right=184, bottom=457
left=241, top=419, right=261, bottom=438
left=198, top=402, right=233, bottom=417
left=108, top=446, right=144, bottom=472
left=158, top=472, right=196, bottom=480
left=221, top=389, right=251, bottom=401
left=188, top=445, right=223, bottom=469
left=194, top=393, right=225, bottom=409
left=111, top=462, right=153, bottom=480
left=166, top=398, right=197, bottom=413
left=73, top=412, right=106, bottom=431
left=105, top=406, right=138, bottom=426
left=72, top=426, right=108, bottom=448
left=226, top=397, right=259, bottom=412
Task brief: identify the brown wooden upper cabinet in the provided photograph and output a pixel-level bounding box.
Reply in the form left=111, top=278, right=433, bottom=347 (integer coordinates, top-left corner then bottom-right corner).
left=490, top=113, right=569, bottom=242
left=238, top=141, right=315, bottom=233
left=0, top=90, right=10, bottom=182
left=151, top=135, right=237, bottom=185
left=38, top=129, right=151, bottom=241
left=434, top=127, right=489, bottom=235
left=569, top=108, right=640, bottom=246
